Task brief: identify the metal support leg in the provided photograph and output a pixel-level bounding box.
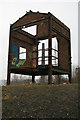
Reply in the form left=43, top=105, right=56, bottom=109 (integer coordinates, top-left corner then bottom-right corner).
left=7, top=71, right=10, bottom=85
left=48, top=15, right=52, bottom=84
left=32, top=75, right=35, bottom=83
left=57, top=75, right=60, bottom=84
left=48, top=66, right=52, bottom=84
left=68, top=74, right=71, bottom=84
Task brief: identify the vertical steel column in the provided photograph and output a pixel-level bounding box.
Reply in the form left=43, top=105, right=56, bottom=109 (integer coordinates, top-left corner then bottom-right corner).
left=68, top=74, right=71, bottom=84
left=48, top=15, right=52, bottom=84
left=7, top=26, right=12, bottom=85
left=36, top=38, right=38, bottom=67
left=7, top=71, right=10, bottom=85
left=42, top=43, right=45, bottom=65
left=32, top=75, right=35, bottom=83
left=68, top=30, right=71, bottom=84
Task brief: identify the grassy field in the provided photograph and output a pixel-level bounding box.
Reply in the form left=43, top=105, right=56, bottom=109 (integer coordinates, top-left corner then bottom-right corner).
left=2, top=82, right=79, bottom=119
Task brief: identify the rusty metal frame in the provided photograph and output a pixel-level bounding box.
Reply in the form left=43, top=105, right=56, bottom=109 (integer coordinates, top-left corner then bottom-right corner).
left=7, top=11, right=71, bottom=85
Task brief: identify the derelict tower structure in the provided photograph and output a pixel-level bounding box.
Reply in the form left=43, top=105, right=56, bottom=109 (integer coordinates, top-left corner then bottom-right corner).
left=7, top=11, right=71, bottom=85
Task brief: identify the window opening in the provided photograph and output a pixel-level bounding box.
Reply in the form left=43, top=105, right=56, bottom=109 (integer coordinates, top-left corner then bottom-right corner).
left=22, top=25, right=37, bottom=36
left=52, top=37, right=58, bottom=66
left=38, top=39, right=48, bottom=65
left=19, top=47, right=26, bottom=60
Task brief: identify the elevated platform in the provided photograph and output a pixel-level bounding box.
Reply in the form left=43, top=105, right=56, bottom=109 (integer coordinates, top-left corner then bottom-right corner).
left=10, top=65, right=70, bottom=76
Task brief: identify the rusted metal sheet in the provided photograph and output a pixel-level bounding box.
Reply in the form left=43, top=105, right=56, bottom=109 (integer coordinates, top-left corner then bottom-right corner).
left=57, top=36, right=70, bottom=70
left=37, top=21, right=49, bottom=38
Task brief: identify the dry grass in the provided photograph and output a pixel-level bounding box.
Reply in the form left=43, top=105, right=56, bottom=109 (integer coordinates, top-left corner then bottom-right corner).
left=2, top=83, right=79, bottom=119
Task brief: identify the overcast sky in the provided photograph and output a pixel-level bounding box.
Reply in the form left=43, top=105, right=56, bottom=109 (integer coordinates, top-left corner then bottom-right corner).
left=0, top=0, right=79, bottom=80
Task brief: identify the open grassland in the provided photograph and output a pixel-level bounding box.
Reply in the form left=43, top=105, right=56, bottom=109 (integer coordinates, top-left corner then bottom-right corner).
left=2, top=83, right=79, bottom=119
